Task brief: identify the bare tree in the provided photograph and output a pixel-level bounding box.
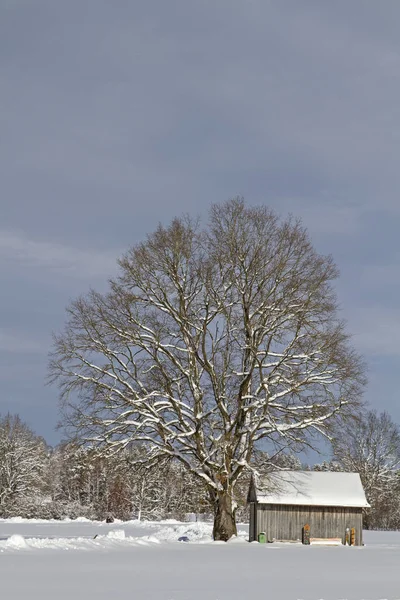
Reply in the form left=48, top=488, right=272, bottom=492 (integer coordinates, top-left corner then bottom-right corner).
left=332, top=410, right=400, bottom=529
left=49, top=198, right=365, bottom=540
left=0, top=414, right=48, bottom=510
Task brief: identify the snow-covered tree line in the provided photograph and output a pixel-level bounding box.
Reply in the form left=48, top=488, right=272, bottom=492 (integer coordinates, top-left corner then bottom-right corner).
left=0, top=413, right=303, bottom=521
left=0, top=415, right=48, bottom=510
left=1, top=409, right=400, bottom=528
left=0, top=414, right=212, bottom=520
left=0, top=413, right=299, bottom=521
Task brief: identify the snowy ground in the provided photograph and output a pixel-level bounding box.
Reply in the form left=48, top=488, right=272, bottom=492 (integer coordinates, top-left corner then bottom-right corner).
left=0, top=519, right=399, bottom=600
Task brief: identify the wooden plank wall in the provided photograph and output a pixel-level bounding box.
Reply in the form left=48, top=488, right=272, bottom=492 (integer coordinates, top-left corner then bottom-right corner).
left=254, top=504, right=363, bottom=545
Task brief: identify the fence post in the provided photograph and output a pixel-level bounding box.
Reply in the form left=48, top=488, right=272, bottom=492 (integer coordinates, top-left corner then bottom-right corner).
left=345, top=527, right=350, bottom=545
left=350, top=527, right=356, bottom=546
left=302, top=524, right=310, bottom=545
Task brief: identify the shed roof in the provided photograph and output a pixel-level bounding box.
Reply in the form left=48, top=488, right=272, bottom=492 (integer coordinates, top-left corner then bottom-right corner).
left=251, top=470, right=370, bottom=508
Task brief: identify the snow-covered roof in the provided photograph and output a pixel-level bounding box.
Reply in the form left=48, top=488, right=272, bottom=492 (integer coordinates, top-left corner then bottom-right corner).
left=251, top=471, right=370, bottom=508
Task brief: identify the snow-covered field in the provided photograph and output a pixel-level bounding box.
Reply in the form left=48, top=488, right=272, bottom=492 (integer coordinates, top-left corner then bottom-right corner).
left=0, top=519, right=399, bottom=600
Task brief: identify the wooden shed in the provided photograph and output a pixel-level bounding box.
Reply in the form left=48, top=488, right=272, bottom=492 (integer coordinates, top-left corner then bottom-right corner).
left=248, top=470, right=369, bottom=546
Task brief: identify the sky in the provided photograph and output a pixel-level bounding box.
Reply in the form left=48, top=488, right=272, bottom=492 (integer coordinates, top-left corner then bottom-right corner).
left=1, top=0, right=400, bottom=447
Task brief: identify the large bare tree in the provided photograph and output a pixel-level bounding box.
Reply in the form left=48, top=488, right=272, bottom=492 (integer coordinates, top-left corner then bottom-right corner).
left=49, top=198, right=365, bottom=540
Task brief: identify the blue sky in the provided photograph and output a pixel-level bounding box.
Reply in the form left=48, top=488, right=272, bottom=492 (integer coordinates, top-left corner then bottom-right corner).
left=1, top=0, right=400, bottom=446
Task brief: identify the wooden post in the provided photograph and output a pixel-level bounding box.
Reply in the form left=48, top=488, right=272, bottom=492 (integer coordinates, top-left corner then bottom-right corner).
left=345, top=527, right=350, bottom=545
left=302, top=524, right=310, bottom=545
left=350, top=527, right=356, bottom=546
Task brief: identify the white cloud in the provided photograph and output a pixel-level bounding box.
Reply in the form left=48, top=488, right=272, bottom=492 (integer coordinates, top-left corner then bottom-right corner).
left=348, top=306, right=400, bottom=358
left=0, top=230, right=119, bottom=280
left=360, top=261, right=400, bottom=288
left=274, top=197, right=364, bottom=237
left=0, top=329, right=43, bottom=354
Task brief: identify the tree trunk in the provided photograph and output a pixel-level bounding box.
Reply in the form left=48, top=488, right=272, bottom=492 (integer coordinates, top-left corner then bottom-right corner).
left=212, top=488, right=237, bottom=541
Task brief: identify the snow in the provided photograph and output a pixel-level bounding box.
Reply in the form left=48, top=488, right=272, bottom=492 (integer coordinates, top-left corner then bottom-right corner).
left=0, top=519, right=399, bottom=599
left=254, top=470, right=370, bottom=507
left=0, top=518, right=225, bottom=548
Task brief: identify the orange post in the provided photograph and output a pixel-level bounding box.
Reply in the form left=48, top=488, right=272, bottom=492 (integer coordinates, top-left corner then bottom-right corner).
left=350, top=528, right=356, bottom=546
left=302, top=524, right=310, bottom=545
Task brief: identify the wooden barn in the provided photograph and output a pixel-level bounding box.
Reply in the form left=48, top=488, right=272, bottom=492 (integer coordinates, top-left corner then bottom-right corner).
left=248, top=470, right=369, bottom=546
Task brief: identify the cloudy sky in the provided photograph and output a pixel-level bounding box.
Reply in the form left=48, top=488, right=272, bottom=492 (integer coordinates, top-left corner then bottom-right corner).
left=1, top=0, right=400, bottom=446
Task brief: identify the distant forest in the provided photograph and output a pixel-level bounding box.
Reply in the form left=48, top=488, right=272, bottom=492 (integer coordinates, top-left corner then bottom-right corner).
left=0, top=410, right=399, bottom=530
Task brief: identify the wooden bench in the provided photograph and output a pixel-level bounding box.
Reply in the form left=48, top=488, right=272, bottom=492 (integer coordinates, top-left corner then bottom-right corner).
left=310, top=537, right=342, bottom=546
